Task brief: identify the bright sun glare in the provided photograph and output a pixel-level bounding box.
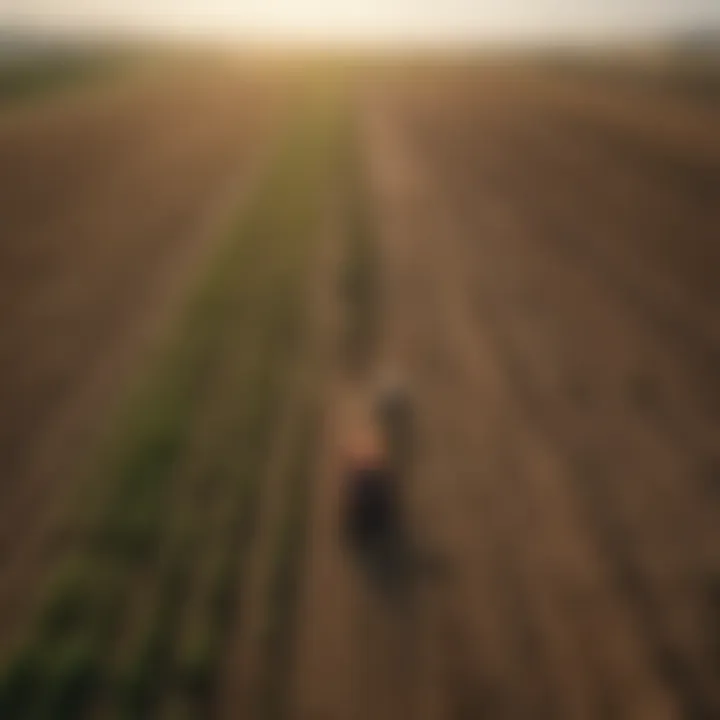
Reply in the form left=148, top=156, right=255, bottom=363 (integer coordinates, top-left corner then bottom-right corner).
left=3, top=0, right=720, bottom=43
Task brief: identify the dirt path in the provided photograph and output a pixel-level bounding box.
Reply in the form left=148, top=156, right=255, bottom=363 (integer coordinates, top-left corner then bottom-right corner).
left=290, top=159, right=367, bottom=720
left=364, top=101, right=558, bottom=720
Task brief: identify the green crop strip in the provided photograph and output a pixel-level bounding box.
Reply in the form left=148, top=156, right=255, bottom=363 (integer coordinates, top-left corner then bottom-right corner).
left=340, top=102, right=380, bottom=375
left=0, top=52, right=130, bottom=107
left=253, top=84, right=373, bottom=720
left=253, top=405, right=319, bottom=720
left=0, top=79, right=343, bottom=719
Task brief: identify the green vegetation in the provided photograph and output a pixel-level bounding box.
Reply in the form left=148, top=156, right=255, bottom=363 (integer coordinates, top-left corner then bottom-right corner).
left=341, top=108, right=380, bottom=374
left=0, top=80, right=343, bottom=719
left=0, top=52, right=128, bottom=106
left=252, top=89, right=374, bottom=720
left=254, top=408, right=319, bottom=720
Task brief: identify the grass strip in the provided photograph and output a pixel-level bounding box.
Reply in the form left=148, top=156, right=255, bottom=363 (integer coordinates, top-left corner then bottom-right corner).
left=340, top=102, right=380, bottom=374
left=253, top=82, right=358, bottom=720
left=0, top=51, right=131, bottom=107
left=253, top=405, right=319, bottom=720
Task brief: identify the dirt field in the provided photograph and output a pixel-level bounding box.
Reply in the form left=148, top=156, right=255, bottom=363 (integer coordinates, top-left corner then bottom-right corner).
left=0, top=61, right=284, bottom=652
left=0, top=56, right=718, bottom=719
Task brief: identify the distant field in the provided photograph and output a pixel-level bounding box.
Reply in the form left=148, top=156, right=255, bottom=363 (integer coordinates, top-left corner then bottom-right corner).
left=541, top=52, right=720, bottom=106
left=0, top=55, right=718, bottom=718
left=0, top=50, right=133, bottom=106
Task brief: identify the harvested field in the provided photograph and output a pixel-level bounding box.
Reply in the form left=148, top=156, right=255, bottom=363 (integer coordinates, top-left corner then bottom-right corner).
left=0, top=60, right=285, bottom=655
left=0, top=56, right=718, bottom=719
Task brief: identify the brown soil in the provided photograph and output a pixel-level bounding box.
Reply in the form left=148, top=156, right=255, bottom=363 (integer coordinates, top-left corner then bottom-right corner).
left=1, top=59, right=718, bottom=720
left=0, top=64, right=282, bottom=655
left=290, top=66, right=719, bottom=719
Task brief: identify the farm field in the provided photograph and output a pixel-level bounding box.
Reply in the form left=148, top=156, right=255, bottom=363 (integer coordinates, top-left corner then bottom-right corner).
left=0, top=55, right=718, bottom=719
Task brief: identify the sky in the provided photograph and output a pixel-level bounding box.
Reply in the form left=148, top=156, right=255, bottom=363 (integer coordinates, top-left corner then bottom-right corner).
left=2, top=0, right=720, bottom=43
